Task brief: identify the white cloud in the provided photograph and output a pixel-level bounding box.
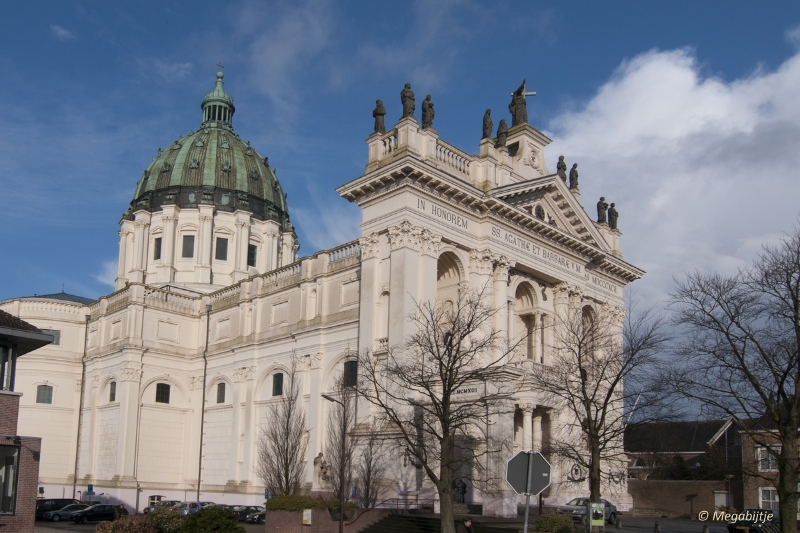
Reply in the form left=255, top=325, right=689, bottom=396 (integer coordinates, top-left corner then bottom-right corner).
left=153, top=59, right=193, bottom=79
left=94, top=261, right=117, bottom=287
left=787, top=24, right=800, bottom=49
left=292, top=195, right=361, bottom=253
left=547, top=48, right=800, bottom=308
left=50, top=24, right=76, bottom=41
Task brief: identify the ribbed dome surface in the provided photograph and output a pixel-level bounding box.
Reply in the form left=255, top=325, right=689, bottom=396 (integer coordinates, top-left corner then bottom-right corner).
left=126, top=74, right=291, bottom=229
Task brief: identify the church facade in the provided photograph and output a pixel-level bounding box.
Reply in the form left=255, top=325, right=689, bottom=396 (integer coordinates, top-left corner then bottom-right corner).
left=0, top=74, right=642, bottom=515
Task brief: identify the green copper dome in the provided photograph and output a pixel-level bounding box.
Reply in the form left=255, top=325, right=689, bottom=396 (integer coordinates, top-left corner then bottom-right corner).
left=126, top=72, right=291, bottom=229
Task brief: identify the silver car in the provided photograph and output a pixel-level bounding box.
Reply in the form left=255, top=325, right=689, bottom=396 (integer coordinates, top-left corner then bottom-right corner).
left=556, top=497, right=618, bottom=524
left=42, top=503, right=89, bottom=521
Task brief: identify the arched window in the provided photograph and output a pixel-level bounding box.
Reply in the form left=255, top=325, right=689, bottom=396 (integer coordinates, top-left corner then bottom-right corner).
left=343, top=361, right=358, bottom=388
left=272, top=373, right=284, bottom=396
left=216, top=382, right=226, bottom=404
left=36, top=385, right=53, bottom=404
left=155, top=383, right=171, bottom=404
left=109, top=381, right=117, bottom=402
left=437, top=252, right=462, bottom=307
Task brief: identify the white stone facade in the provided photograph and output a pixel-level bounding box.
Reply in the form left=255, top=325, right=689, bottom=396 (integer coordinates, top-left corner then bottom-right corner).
left=1, top=106, right=642, bottom=515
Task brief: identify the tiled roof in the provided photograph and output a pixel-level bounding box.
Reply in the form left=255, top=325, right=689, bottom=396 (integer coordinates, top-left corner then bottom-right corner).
left=625, top=420, right=729, bottom=453
left=18, top=291, right=95, bottom=305
left=0, top=309, right=42, bottom=333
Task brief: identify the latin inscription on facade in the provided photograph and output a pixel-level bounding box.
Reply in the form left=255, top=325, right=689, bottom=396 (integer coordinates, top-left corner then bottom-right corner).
left=587, top=274, right=617, bottom=294
left=416, top=198, right=468, bottom=229
left=491, top=226, right=583, bottom=275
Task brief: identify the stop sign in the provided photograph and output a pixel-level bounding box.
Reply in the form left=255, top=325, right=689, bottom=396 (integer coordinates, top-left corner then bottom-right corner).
left=506, top=451, right=551, bottom=495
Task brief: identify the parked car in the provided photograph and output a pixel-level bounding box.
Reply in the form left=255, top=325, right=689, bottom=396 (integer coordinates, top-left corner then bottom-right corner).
left=170, top=501, right=215, bottom=515
left=726, top=509, right=780, bottom=533
left=69, top=504, right=127, bottom=524
left=35, top=499, right=81, bottom=520
left=555, top=498, right=618, bottom=524
left=229, top=505, right=265, bottom=521
left=42, top=503, right=89, bottom=522
left=246, top=510, right=267, bottom=524
left=144, top=500, right=180, bottom=513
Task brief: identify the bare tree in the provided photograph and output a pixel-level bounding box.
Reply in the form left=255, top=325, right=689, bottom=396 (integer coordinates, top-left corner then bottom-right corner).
left=353, top=424, right=387, bottom=508
left=256, top=358, right=307, bottom=496
left=527, top=294, right=668, bottom=505
left=323, top=375, right=357, bottom=502
left=669, top=224, right=800, bottom=533
left=357, top=286, right=522, bottom=533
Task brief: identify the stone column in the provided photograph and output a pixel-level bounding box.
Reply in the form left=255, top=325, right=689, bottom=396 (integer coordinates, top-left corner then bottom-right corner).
left=484, top=402, right=517, bottom=517
left=418, top=229, right=442, bottom=309
left=85, top=375, right=100, bottom=481
left=388, top=221, right=423, bottom=346
left=358, top=232, right=381, bottom=352
left=158, top=208, right=179, bottom=283
left=307, top=354, right=323, bottom=489
left=542, top=314, right=552, bottom=365
left=468, top=249, right=493, bottom=293
left=532, top=414, right=543, bottom=452
left=522, top=404, right=533, bottom=451
left=533, top=312, right=542, bottom=363
left=184, top=375, right=204, bottom=488
left=115, top=364, right=142, bottom=482
left=233, top=214, right=251, bottom=282
left=238, top=369, right=256, bottom=488
left=129, top=213, right=151, bottom=284
left=116, top=229, right=130, bottom=290
left=196, top=208, right=214, bottom=283
left=492, top=256, right=511, bottom=362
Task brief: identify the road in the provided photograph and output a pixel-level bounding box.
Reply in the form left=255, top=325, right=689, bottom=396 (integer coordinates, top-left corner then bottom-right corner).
left=35, top=519, right=265, bottom=532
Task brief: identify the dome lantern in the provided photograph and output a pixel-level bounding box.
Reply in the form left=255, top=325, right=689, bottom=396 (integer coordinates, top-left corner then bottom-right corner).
left=201, top=67, right=235, bottom=127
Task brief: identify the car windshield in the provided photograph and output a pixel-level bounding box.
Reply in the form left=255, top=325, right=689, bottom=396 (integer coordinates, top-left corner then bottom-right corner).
left=566, top=498, right=590, bottom=506
left=231, top=506, right=248, bottom=511
left=254, top=506, right=265, bottom=511
left=83, top=505, right=99, bottom=511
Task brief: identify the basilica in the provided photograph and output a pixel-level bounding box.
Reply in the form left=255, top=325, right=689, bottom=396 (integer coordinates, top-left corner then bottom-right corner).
left=0, top=72, right=642, bottom=515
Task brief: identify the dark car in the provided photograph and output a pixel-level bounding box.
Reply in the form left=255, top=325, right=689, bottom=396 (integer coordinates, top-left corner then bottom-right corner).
left=42, top=503, right=89, bottom=522
left=246, top=510, right=267, bottom=524
left=144, top=500, right=180, bottom=513
left=229, top=505, right=264, bottom=521
left=726, top=509, right=780, bottom=533
left=70, top=504, right=127, bottom=524
left=556, top=498, right=618, bottom=524
left=35, top=499, right=81, bottom=520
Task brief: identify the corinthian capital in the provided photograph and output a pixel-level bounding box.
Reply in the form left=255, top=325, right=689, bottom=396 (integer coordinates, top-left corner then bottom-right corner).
left=469, top=249, right=494, bottom=276
left=359, top=232, right=381, bottom=259
left=388, top=220, right=423, bottom=252
left=419, top=229, right=442, bottom=258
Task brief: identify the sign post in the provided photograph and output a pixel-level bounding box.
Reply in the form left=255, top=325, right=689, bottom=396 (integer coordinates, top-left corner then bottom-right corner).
left=506, top=452, right=552, bottom=533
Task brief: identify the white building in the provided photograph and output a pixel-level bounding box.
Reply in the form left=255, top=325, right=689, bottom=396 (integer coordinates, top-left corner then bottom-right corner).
left=1, top=73, right=642, bottom=515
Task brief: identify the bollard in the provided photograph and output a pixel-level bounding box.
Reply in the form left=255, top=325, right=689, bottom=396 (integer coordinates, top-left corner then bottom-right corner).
left=654, top=520, right=661, bottom=533
left=615, top=517, right=622, bottom=529
left=703, top=526, right=709, bottom=533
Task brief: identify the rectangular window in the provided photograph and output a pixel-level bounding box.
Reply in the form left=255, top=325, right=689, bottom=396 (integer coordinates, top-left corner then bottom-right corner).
left=216, top=382, right=225, bottom=404
left=153, top=237, right=162, bottom=261
left=215, top=238, right=228, bottom=261
left=759, top=488, right=779, bottom=510
left=343, top=361, right=358, bottom=387
left=36, top=385, right=53, bottom=404
left=247, top=244, right=257, bottom=267
left=109, top=382, right=116, bottom=402
left=272, top=373, right=283, bottom=396
left=181, top=235, right=195, bottom=258
left=40, top=329, right=61, bottom=346
left=0, top=445, right=19, bottom=515
left=155, top=383, right=171, bottom=404
left=758, top=447, right=780, bottom=472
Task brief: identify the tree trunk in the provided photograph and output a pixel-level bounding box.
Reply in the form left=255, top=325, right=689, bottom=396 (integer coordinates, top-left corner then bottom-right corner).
left=439, top=434, right=456, bottom=533
left=590, top=439, right=602, bottom=503
left=777, top=428, right=799, bottom=533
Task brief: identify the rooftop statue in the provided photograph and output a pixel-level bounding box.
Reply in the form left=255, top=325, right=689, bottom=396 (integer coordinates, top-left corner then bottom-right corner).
left=373, top=99, right=387, bottom=134
left=597, top=197, right=609, bottom=224
left=569, top=163, right=579, bottom=190
left=608, top=203, right=619, bottom=230
left=496, top=119, right=508, bottom=148
left=557, top=156, right=567, bottom=182
left=509, top=79, right=535, bottom=127
left=400, top=83, right=415, bottom=119
left=482, top=109, right=493, bottom=139
left=422, top=94, right=435, bottom=129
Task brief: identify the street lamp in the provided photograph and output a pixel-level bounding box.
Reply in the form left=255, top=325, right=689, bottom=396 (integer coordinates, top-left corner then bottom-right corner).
left=322, top=393, right=346, bottom=533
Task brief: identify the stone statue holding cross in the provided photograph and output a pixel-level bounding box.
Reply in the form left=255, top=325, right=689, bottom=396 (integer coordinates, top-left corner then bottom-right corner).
left=509, top=79, right=536, bottom=127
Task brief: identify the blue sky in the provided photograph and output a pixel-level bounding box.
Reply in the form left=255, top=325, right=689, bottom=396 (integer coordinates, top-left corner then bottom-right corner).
left=1, top=1, right=800, bottom=308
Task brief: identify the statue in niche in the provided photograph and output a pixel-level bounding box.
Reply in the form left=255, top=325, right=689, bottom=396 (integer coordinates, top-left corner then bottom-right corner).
left=496, top=119, right=508, bottom=148
left=482, top=109, right=493, bottom=139
left=556, top=156, right=567, bottom=182
left=569, top=163, right=579, bottom=190
left=608, top=203, right=619, bottom=230
left=400, top=83, right=415, bottom=118
left=313, top=453, right=325, bottom=486
left=535, top=205, right=545, bottom=220
left=508, top=79, right=529, bottom=127
left=597, top=197, right=609, bottom=224
left=421, top=95, right=435, bottom=129
left=372, top=100, right=386, bottom=134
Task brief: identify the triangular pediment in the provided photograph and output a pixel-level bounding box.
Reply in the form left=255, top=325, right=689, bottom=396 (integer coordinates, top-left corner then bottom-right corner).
left=490, top=174, right=609, bottom=251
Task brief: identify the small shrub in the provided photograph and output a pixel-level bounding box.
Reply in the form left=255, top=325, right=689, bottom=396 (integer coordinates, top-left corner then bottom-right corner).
left=181, top=505, right=243, bottom=533
left=150, top=508, right=186, bottom=533
left=96, top=515, right=158, bottom=533
left=536, top=512, right=575, bottom=533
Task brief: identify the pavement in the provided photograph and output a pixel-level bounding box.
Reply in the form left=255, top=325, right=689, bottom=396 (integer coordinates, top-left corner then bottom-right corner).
left=35, top=518, right=265, bottom=532
left=606, top=517, right=730, bottom=533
